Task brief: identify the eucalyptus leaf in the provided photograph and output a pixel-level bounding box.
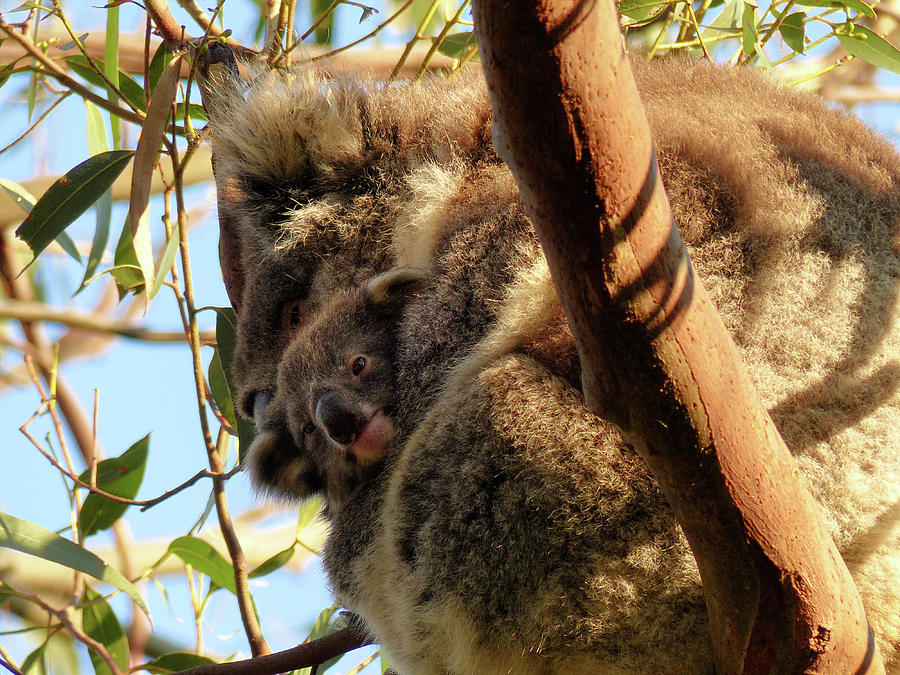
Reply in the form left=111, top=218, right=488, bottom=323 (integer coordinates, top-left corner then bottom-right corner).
left=20, top=642, right=47, bottom=675
left=209, top=348, right=237, bottom=429
left=793, top=0, right=874, bottom=18
left=213, top=307, right=257, bottom=453
left=297, top=495, right=323, bottom=530
left=742, top=1, right=758, bottom=57
left=437, top=32, right=478, bottom=60
left=0, top=176, right=36, bottom=213
left=15, top=150, right=133, bottom=264
left=167, top=536, right=236, bottom=594
left=0, top=511, right=150, bottom=618
left=620, top=0, right=671, bottom=27
left=82, top=586, right=128, bottom=675
left=836, top=23, right=900, bottom=74
left=65, top=56, right=146, bottom=113
left=142, top=652, right=216, bottom=674
left=248, top=545, right=295, bottom=579
left=55, top=231, right=82, bottom=263
left=149, top=223, right=180, bottom=300
left=779, top=12, right=806, bottom=54
left=148, top=42, right=174, bottom=95
left=78, top=435, right=149, bottom=537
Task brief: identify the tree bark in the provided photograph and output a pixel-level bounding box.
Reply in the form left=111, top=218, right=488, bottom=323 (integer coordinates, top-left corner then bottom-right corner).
left=471, top=0, right=881, bottom=671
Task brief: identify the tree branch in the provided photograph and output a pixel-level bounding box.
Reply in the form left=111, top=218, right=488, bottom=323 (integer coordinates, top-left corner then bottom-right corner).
left=472, top=0, right=881, bottom=671
left=175, top=626, right=372, bottom=675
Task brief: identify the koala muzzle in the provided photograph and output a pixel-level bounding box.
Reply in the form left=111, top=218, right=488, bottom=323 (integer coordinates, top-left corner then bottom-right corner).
left=315, top=391, right=366, bottom=446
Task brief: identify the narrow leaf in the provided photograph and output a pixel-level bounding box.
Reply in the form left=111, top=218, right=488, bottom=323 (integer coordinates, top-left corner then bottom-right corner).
left=105, top=5, right=121, bottom=147
left=129, top=55, right=182, bottom=295
left=20, top=642, right=47, bottom=675
left=143, top=653, right=216, bottom=674
left=0, top=177, right=36, bottom=213
left=148, top=223, right=180, bottom=299
left=82, top=586, right=128, bottom=675
left=112, top=219, right=144, bottom=297
left=66, top=56, right=146, bottom=114
left=167, top=536, right=236, bottom=594
left=620, top=0, right=671, bottom=26
left=297, top=495, right=323, bottom=530
left=15, top=151, right=133, bottom=264
left=85, top=100, right=110, bottom=155
left=78, top=435, right=149, bottom=537
left=793, top=0, right=875, bottom=18
left=836, top=23, right=900, bottom=74
left=0, top=511, right=150, bottom=618
left=742, top=1, right=758, bottom=57
left=779, top=12, right=806, bottom=54
left=56, top=231, right=82, bottom=263
left=437, top=32, right=477, bottom=59
left=249, top=546, right=295, bottom=579
left=209, top=348, right=237, bottom=429
left=213, top=307, right=257, bottom=452
left=77, top=189, right=112, bottom=295
left=147, top=42, right=174, bottom=95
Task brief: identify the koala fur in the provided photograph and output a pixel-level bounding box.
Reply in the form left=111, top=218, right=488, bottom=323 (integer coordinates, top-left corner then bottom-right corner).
left=206, top=55, right=900, bottom=673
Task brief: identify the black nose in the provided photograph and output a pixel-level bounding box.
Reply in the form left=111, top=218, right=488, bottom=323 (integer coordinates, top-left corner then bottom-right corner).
left=315, top=391, right=365, bottom=446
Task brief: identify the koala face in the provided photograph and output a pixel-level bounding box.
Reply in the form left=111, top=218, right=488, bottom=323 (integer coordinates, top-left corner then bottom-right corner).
left=248, top=269, right=426, bottom=509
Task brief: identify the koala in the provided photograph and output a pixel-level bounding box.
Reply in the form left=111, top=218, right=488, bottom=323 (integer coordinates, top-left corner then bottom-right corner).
left=250, top=268, right=427, bottom=513
left=203, top=51, right=900, bottom=673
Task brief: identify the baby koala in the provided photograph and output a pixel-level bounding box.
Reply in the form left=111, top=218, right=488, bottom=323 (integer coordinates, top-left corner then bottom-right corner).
left=249, top=268, right=427, bottom=512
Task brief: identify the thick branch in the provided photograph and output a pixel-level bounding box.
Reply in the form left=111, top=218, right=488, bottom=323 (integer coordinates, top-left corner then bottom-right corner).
left=472, top=0, right=879, bottom=671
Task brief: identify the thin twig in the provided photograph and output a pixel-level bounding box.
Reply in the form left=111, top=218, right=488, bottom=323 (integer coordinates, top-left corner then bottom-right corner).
left=413, top=0, right=469, bottom=80
left=0, top=298, right=214, bottom=342
left=0, top=19, right=144, bottom=126
left=309, top=1, right=414, bottom=64
left=0, top=91, right=71, bottom=156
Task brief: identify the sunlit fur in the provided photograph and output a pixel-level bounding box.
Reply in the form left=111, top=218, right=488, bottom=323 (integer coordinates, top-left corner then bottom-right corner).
left=208, top=57, right=900, bottom=673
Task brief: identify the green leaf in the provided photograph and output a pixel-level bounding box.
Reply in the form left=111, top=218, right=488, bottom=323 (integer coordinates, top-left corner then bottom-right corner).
left=436, top=32, right=478, bottom=60
left=77, top=189, right=112, bottom=295
left=85, top=101, right=110, bottom=155
left=297, top=496, right=323, bottom=530
left=704, top=0, right=743, bottom=37
left=0, top=176, right=36, bottom=214
left=620, top=0, right=671, bottom=27
left=212, top=307, right=257, bottom=454
left=209, top=348, right=237, bottom=429
left=836, top=23, right=900, bottom=73
left=78, top=435, right=149, bottom=537
left=147, top=42, right=174, bottom=95
left=308, top=604, right=338, bottom=640
left=15, top=150, right=133, bottom=264
left=175, top=102, right=207, bottom=123
left=167, top=536, right=236, bottom=594
left=742, top=1, right=758, bottom=57
left=142, top=652, right=216, bottom=674
left=793, top=0, right=875, bottom=18
left=82, top=586, right=128, bottom=675
left=0, top=511, right=150, bottom=619
left=55, top=231, right=82, bottom=263
left=148, top=223, right=180, bottom=300
left=249, top=546, right=295, bottom=579
left=779, top=12, right=806, bottom=54
left=21, top=642, right=47, bottom=674
left=112, top=219, right=144, bottom=297
left=65, top=56, right=147, bottom=114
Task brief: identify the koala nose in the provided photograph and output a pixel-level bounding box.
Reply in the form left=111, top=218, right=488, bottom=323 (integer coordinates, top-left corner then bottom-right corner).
left=315, top=391, right=365, bottom=446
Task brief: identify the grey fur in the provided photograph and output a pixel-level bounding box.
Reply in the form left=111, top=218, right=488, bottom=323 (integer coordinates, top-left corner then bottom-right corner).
left=208, top=57, right=900, bottom=673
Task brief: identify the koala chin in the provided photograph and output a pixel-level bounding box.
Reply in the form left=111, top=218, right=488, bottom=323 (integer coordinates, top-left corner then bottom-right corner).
left=207, top=53, right=900, bottom=673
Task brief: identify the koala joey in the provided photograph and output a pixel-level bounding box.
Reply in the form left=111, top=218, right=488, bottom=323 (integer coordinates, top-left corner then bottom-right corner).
left=250, top=268, right=427, bottom=512
left=204, top=52, right=900, bottom=673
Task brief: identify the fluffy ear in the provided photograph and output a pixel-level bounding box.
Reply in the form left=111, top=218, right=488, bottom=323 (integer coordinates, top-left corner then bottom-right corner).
left=365, top=267, right=429, bottom=304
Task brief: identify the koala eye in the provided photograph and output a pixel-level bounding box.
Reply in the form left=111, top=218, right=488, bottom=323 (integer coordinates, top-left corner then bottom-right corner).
left=351, top=356, right=367, bottom=376
left=282, top=299, right=305, bottom=333
left=303, top=422, right=316, bottom=435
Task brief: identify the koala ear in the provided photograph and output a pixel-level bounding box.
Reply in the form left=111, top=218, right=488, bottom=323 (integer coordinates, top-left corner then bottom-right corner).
left=365, top=267, right=429, bottom=304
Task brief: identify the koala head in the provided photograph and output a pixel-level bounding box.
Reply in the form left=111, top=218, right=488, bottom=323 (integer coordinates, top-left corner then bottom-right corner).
left=248, top=268, right=428, bottom=509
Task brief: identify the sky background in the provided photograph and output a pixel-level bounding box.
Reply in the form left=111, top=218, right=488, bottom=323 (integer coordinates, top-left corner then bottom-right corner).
left=0, top=0, right=898, bottom=673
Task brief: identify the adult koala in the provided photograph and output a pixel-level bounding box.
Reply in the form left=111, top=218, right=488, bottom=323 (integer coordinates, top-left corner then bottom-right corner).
left=202, top=46, right=900, bottom=673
